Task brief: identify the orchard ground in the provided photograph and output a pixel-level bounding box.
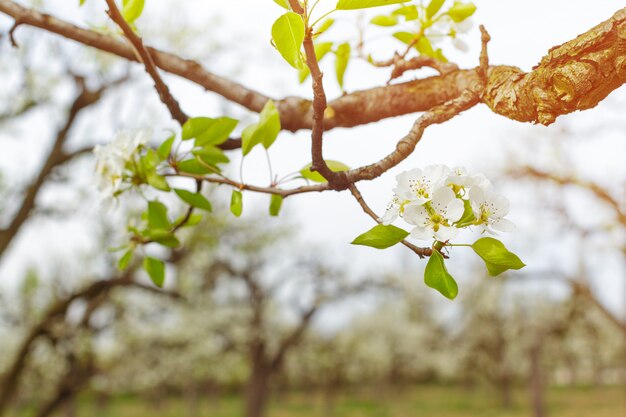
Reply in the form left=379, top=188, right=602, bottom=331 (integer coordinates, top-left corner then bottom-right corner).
left=21, top=385, right=623, bottom=417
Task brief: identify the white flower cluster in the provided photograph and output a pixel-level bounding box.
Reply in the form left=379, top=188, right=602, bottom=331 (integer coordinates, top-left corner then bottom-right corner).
left=381, top=165, right=514, bottom=241
left=94, top=129, right=151, bottom=197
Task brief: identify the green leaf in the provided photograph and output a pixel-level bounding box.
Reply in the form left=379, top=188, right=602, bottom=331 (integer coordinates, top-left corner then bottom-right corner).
left=370, top=15, right=398, bottom=26
left=269, top=194, right=283, bottom=216
left=157, top=135, right=175, bottom=160
left=424, top=250, right=458, bottom=300
left=241, top=100, right=281, bottom=155
left=298, top=41, right=334, bottom=83
left=80, top=0, right=87, bottom=6
left=447, top=1, right=476, bottom=22
left=143, top=257, right=165, bottom=288
left=182, top=117, right=238, bottom=146
left=147, top=201, right=170, bottom=230
left=415, top=36, right=435, bottom=57
left=393, top=31, right=418, bottom=48
left=146, top=172, right=171, bottom=192
left=392, top=5, right=418, bottom=20
left=271, top=12, right=305, bottom=69
left=118, top=250, right=133, bottom=271
left=300, top=160, right=350, bottom=183
left=196, top=118, right=238, bottom=147
left=192, top=145, right=230, bottom=166
left=471, top=237, right=526, bottom=276
left=351, top=224, right=409, bottom=249
left=177, top=159, right=213, bottom=175
left=336, top=0, right=405, bottom=10
left=122, top=0, right=145, bottom=24
left=230, top=190, right=243, bottom=217
left=174, top=188, right=213, bottom=212
left=273, top=0, right=290, bottom=9
left=182, top=117, right=212, bottom=140
left=315, top=18, right=335, bottom=35
left=426, top=0, right=446, bottom=18
left=144, top=229, right=180, bottom=248
left=335, top=42, right=351, bottom=89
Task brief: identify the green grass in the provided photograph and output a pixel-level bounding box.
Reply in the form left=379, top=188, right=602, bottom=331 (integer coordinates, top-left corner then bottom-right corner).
left=46, top=385, right=626, bottom=417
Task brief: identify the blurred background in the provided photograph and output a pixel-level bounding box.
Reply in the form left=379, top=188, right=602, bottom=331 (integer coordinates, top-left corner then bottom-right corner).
left=0, top=1, right=624, bottom=416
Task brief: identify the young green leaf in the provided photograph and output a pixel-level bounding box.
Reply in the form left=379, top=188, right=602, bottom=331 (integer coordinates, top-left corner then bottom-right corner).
left=273, top=0, right=290, bottom=9
left=370, top=15, right=399, bottom=26
left=192, top=146, right=230, bottom=166
left=157, top=135, right=175, bottom=160
left=447, top=1, right=477, bottom=22
left=269, top=194, right=283, bottom=217
left=176, top=159, right=213, bottom=175
left=393, top=4, right=418, bottom=20
left=335, top=42, right=351, bottom=89
left=336, top=0, right=405, bottom=10
left=426, top=0, right=446, bottom=18
left=271, top=12, right=305, bottom=69
left=351, top=224, right=409, bottom=249
left=174, top=189, right=212, bottom=212
left=182, top=117, right=238, bottom=146
left=118, top=249, right=133, bottom=271
left=143, top=256, right=165, bottom=288
left=300, top=160, right=350, bottom=183
left=147, top=201, right=170, bottom=230
left=424, top=250, right=458, bottom=300
left=230, top=190, right=243, bottom=217
left=315, top=18, right=335, bottom=35
left=195, top=117, right=238, bottom=146
left=471, top=237, right=526, bottom=276
left=146, top=173, right=171, bottom=192
left=143, top=229, right=180, bottom=248
left=241, top=100, right=281, bottom=155
left=122, top=0, right=145, bottom=24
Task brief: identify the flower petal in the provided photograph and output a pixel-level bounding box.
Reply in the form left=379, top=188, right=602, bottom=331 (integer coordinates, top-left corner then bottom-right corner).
left=410, top=226, right=434, bottom=241
left=435, top=225, right=459, bottom=242
left=446, top=198, right=465, bottom=222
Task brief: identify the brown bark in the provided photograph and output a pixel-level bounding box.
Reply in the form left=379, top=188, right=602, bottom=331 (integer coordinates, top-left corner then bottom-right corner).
left=1, top=1, right=624, bottom=132
left=529, top=342, right=547, bottom=417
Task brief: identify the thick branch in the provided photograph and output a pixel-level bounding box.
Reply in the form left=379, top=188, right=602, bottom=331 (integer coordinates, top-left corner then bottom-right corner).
left=2, top=2, right=623, bottom=131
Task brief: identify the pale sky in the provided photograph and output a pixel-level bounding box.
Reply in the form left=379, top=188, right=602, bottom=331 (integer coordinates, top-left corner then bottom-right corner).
left=0, top=0, right=624, bottom=321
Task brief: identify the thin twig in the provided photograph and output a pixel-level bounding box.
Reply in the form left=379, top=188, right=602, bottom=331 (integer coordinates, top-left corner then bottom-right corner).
left=348, top=185, right=432, bottom=258
left=105, top=0, right=188, bottom=126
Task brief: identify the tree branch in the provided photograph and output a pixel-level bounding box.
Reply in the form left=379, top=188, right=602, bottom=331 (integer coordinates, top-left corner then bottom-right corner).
left=0, top=79, right=107, bottom=259
left=104, top=0, right=188, bottom=126
left=2, top=2, right=623, bottom=132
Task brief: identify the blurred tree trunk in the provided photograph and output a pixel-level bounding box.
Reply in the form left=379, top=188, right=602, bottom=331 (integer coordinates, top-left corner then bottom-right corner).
left=529, top=341, right=546, bottom=417
left=244, top=361, right=271, bottom=417
left=498, top=373, right=513, bottom=408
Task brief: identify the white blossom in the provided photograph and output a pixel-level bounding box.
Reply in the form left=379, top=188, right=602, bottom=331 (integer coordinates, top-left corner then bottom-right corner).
left=404, top=187, right=464, bottom=241
left=380, top=165, right=450, bottom=224
left=469, top=185, right=515, bottom=233
left=94, top=129, right=151, bottom=197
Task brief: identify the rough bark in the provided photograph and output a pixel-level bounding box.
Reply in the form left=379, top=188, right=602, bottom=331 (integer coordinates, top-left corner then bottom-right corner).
left=1, top=1, right=624, bottom=131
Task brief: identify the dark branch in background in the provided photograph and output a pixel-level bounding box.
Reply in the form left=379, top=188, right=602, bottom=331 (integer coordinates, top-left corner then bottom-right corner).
left=0, top=270, right=181, bottom=416
left=104, top=0, right=187, bottom=126
left=514, top=166, right=626, bottom=225
left=0, top=76, right=113, bottom=260
left=2, top=1, right=623, bottom=134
